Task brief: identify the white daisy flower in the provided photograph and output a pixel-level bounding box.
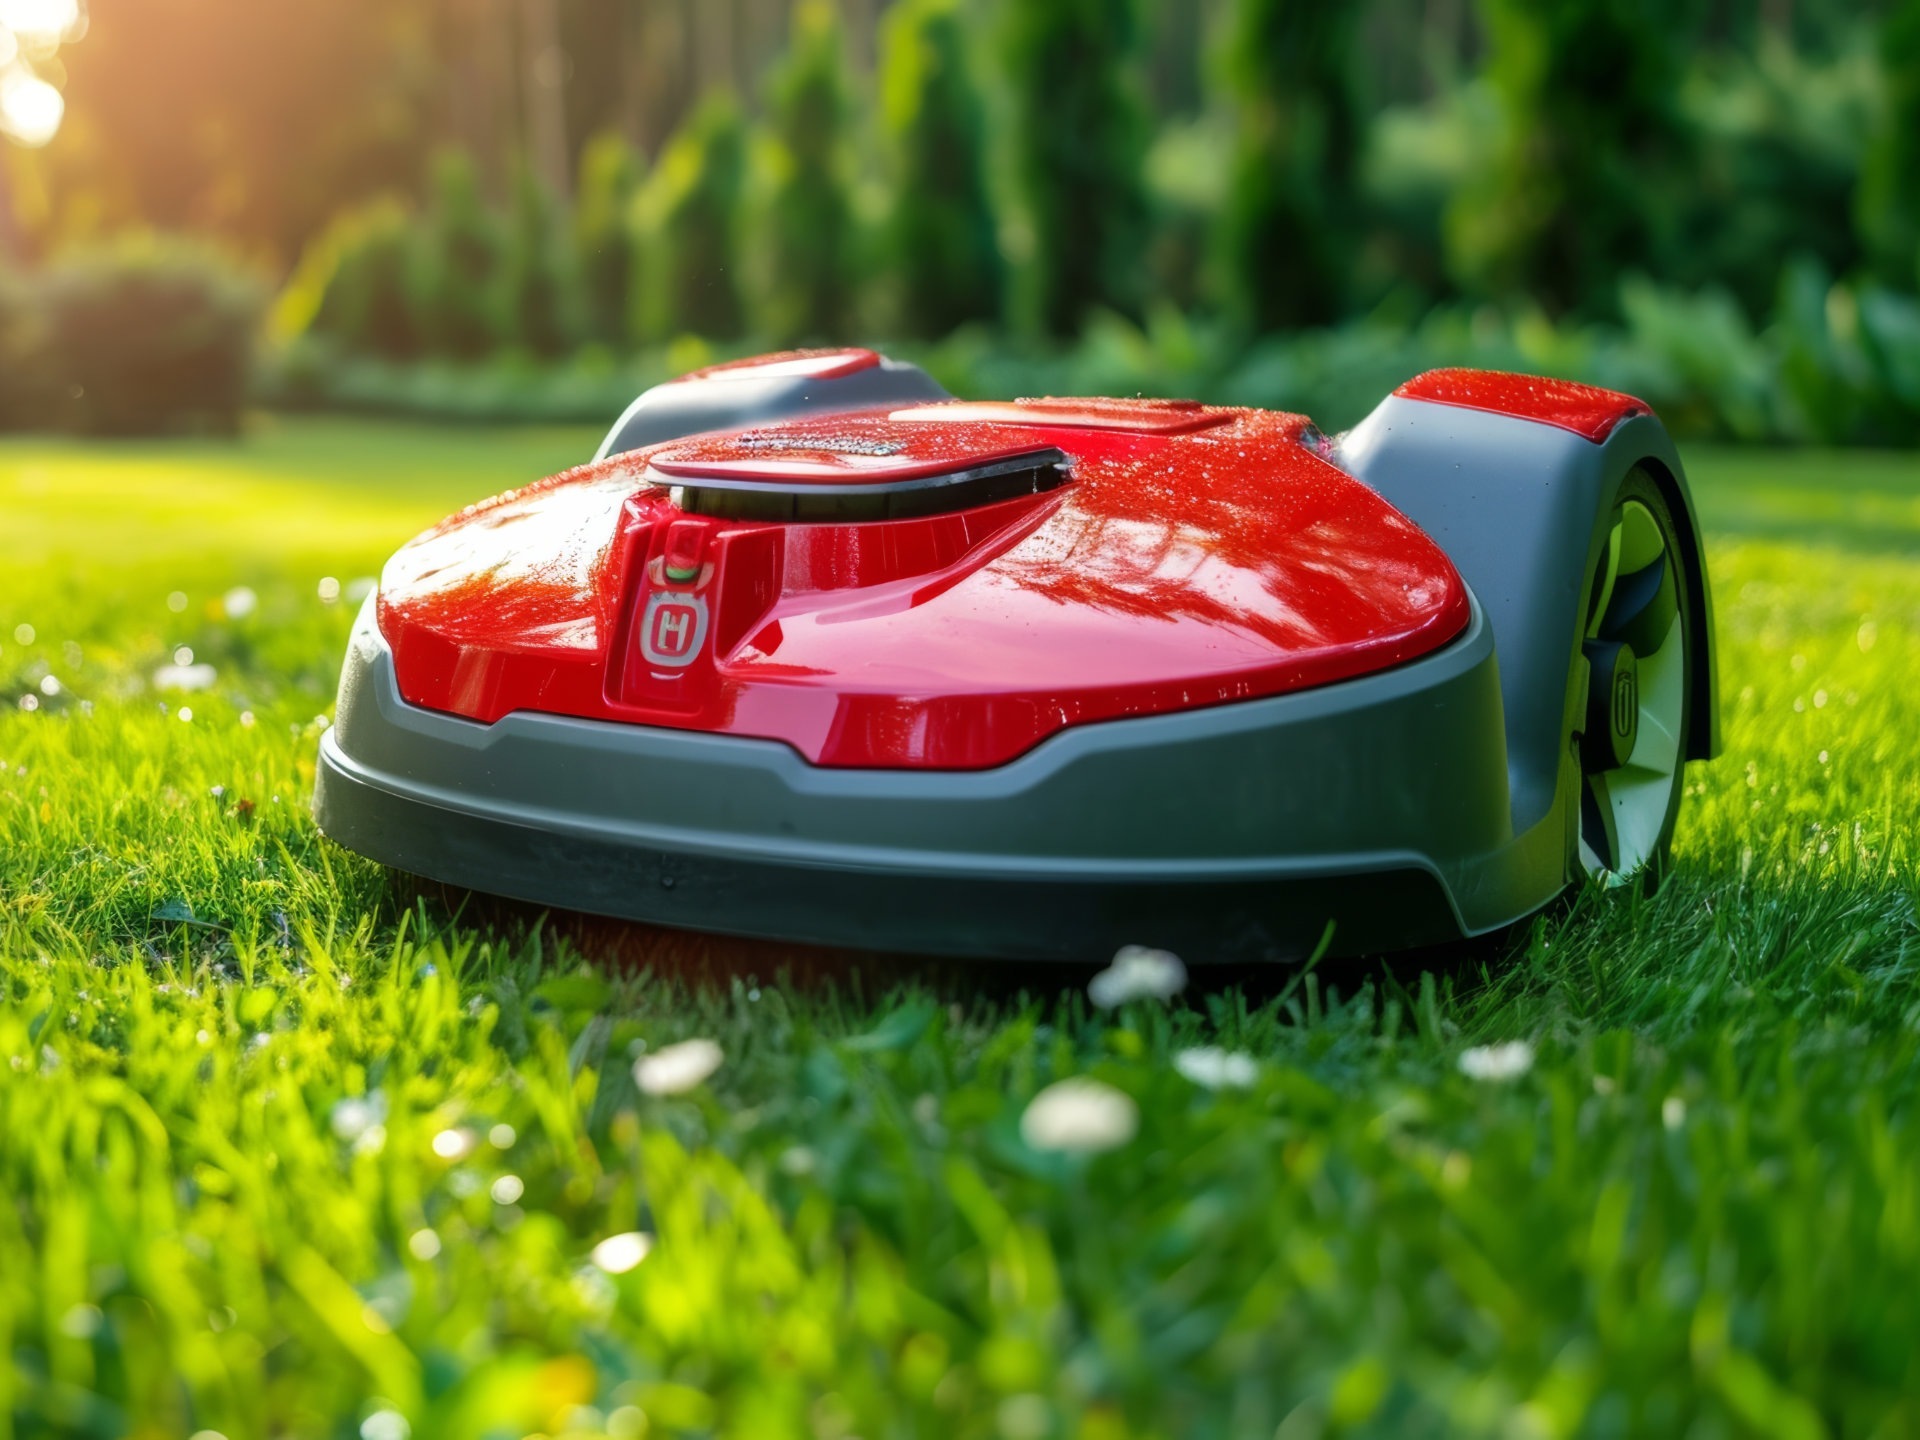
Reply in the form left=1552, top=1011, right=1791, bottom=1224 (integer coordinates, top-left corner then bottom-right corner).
left=1020, top=1078, right=1139, bottom=1154
left=1174, top=1046, right=1260, bottom=1089
left=634, top=1037, right=724, bottom=1096
left=1087, top=945, right=1188, bottom=1008
left=1457, top=1040, right=1535, bottom=1082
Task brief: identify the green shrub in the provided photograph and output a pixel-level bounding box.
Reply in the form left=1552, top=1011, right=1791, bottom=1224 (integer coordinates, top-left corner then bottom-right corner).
left=273, top=199, right=424, bottom=361
left=1000, top=0, right=1150, bottom=335
left=499, top=161, right=583, bottom=359
left=1856, top=284, right=1920, bottom=430
left=1676, top=42, right=1874, bottom=322
left=1446, top=0, right=1698, bottom=318
left=1615, top=276, right=1773, bottom=441
left=0, top=264, right=52, bottom=430
left=573, top=132, right=645, bottom=349
left=636, top=95, right=748, bottom=342
left=1210, top=0, right=1364, bottom=330
left=38, top=235, right=262, bottom=436
left=1857, top=1, right=1920, bottom=285
left=752, top=0, right=858, bottom=345
left=877, top=0, right=1003, bottom=338
left=412, top=151, right=507, bottom=359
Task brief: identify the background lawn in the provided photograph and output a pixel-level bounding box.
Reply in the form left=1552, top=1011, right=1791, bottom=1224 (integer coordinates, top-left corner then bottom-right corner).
left=3, top=420, right=1919, bottom=1439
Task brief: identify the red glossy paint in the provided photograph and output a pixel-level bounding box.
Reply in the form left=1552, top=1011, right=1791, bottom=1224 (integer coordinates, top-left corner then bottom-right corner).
left=378, top=406, right=1472, bottom=769
left=1395, top=368, right=1649, bottom=443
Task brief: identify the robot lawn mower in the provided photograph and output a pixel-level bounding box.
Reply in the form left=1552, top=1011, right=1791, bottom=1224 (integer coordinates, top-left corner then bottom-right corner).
left=314, top=349, right=1718, bottom=963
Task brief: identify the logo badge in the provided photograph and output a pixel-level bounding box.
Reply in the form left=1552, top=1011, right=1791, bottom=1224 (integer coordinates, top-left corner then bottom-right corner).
left=1612, top=665, right=1638, bottom=738
left=640, top=589, right=709, bottom=668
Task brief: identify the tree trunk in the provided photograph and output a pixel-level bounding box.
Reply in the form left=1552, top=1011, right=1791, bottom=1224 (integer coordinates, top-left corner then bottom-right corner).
left=522, top=0, right=571, bottom=200
left=0, top=154, right=21, bottom=264
left=696, top=0, right=734, bottom=95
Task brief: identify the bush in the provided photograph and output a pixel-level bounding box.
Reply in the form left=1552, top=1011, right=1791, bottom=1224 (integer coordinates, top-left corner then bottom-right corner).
left=266, top=275, right=1920, bottom=450
left=412, top=151, right=507, bottom=359
left=752, top=0, right=858, bottom=345
left=0, top=264, right=52, bottom=429
left=573, top=132, right=645, bottom=349
left=1000, top=0, right=1151, bottom=335
left=877, top=0, right=1003, bottom=337
left=636, top=95, right=748, bottom=342
left=499, top=160, right=583, bottom=359
left=1210, top=0, right=1364, bottom=330
left=274, top=199, right=424, bottom=361
left=36, top=236, right=262, bottom=436
left=1446, top=0, right=1698, bottom=318
left=1857, top=1, right=1920, bottom=285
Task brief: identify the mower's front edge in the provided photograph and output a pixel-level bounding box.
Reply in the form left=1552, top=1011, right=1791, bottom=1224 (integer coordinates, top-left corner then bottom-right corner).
left=315, top=596, right=1544, bottom=962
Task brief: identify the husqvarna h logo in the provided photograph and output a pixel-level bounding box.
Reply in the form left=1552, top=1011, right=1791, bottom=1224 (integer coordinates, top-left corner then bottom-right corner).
left=641, top=545, right=718, bottom=675
left=639, top=526, right=715, bottom=671
left=642, top=591, right=708, bottom=667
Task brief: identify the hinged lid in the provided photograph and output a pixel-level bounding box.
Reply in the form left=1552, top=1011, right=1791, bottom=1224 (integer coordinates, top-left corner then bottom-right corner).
left=890, top=397, right=1233, bottom=435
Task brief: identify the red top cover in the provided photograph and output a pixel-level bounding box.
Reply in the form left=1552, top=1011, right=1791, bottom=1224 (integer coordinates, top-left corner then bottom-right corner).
left=1394, top=368, right=1649, bottom=442
left=377, top=404, right=1472, bottom=769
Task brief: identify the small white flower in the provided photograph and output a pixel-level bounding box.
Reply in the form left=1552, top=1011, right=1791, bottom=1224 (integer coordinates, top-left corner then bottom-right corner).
left=318, top=576, right=342, bottom=603
left=590, top=1231, right=654, bottom=1274
left=1174, top=1046, right=1260, bottom=1090
left=634, top=1037, right=724, bottom=1095
left=407, top=1229, right=441, bottom=1261
left=488, top=1123, right=516, bottom=1149
left=1662, top=1096, right=1687, bottom=1130
left=1087, top=945, right=1187, bottom=1009
left=1457, top=1040, right=1535, bottom=1082
left=431, top=1127, right=476, bottom=1160
left=153, top=662, right=217, bottom=692
left=360, top=1409, right=410, bottom=1440
left=1020, top=1077, right=1139, bottom=1154
left=490, top=1174, right=524, bottom=1204
left=222, top=586, right=258, bottom=620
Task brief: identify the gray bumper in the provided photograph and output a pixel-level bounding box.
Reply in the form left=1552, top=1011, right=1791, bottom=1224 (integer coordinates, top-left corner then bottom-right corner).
left=315, top=597, right=1542, bottom=962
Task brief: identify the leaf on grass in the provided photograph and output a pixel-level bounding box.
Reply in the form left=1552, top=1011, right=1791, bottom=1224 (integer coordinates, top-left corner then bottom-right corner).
left=534, top=974, right=613, bottom=1013
left=842, top=999, right=937, bottom=1053
left=150, top=898, right=229, bottom=932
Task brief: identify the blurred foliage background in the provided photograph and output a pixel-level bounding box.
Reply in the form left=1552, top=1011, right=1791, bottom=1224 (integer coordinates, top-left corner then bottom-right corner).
left=1, top=0, right=1919, bottom=441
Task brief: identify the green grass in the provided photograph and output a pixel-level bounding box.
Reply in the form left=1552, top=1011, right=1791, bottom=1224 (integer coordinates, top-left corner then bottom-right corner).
left=3, top=418, right=1919, bottom=1440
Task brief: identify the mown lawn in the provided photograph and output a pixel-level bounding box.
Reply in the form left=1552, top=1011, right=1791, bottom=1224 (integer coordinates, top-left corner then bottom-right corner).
left=2, top=418, right=1918, bottom=1440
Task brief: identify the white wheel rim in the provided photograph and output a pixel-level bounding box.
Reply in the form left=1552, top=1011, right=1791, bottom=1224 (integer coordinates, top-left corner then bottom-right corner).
left=1577, top=497, right=1686, bottom=884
